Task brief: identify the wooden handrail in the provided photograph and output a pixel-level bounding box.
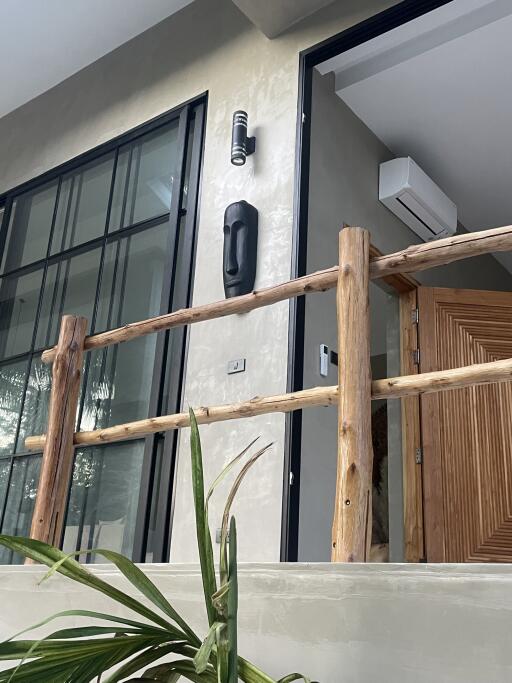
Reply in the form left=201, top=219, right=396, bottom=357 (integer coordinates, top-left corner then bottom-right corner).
left=27, top=223, right=512, bottom=563
left=370, top=224, right=512, bottom=279
left=41, top=224, right=512, bottom=363
left=25, top=356, right=512, bottom=451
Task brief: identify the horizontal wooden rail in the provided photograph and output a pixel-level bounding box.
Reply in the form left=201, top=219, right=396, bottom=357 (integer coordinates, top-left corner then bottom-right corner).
left=369, top=224, right=512, bottom=279
left=41, top=265, right=339, bottom=363
left=25, top=356, right=512, bottom=451
left=41, top=224, right=512, bottom=363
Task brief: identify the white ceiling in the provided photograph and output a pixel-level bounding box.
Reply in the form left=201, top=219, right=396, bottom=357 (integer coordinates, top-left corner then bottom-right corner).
left=318, top=0, right=512, bottom=271
left=0, top=0, right=194, bottom=119
left=232, top=0, right=336, bottom=38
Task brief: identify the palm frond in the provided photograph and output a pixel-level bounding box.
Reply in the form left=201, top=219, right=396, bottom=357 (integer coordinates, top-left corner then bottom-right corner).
left=0, top=410, right=318, bottom=683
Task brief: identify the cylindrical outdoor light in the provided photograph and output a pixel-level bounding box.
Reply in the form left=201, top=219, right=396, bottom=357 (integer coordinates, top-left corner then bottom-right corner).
left=231, top=110, right=256, bottom=166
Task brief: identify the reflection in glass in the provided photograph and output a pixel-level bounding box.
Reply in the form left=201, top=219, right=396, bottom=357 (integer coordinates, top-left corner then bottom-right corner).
left=0, top=459, right=9, bottom=513
left=0, top=359, right=28, bottom=456
left=144, top=439, right=163, bottom=563
left=51, top=154, right=115, bottom=253
left=0, top=268, right=44, bottom=358
left=0, top=455, right=41, bottom=564
left=1, top=182, right=58, bottom=272
left=96, top=223, right=170, bottom=331
left=110, top=122, right=179, bottom=229
left=80, top=336, right=157, bottom=432
left=16, top=355, right=51, bottom=453
left=36, top=247, right=101, bottom=349
left=62, top=441, right=144, bottom=561
left=80, top=224, right=170, bottom=431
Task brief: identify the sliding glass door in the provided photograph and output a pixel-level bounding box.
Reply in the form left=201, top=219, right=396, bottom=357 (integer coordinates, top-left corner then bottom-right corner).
left=0, top=100, right=204, bottom=563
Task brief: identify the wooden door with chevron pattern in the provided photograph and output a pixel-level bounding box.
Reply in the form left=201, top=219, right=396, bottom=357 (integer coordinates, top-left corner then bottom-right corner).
left=418, top=287, right=512, bottom=562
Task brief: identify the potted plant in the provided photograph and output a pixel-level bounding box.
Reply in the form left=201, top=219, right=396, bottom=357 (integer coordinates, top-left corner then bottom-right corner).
left=0, top=410, right=318, bottom=682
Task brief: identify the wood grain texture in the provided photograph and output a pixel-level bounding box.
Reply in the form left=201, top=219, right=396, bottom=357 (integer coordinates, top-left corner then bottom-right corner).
left=370, top=224, right=512, bottom=279
left=29, top=316, right=87, bottom=547
left=41, top=226, right=512, bottom=364
left=369, top=244, right=418, bottom=293
left=25, top=356, right=512, bottom=451
left=332, top=228, right=373, bottom=562
left=400, top=290, right=424, bottom=562
left=41, top=262, right=341, bottom=363
left=419, top=287, right=512, bottom=562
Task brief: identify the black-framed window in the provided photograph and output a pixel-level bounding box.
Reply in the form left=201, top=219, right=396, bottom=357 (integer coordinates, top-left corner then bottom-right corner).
left=0, top=98, right=205, bottom=564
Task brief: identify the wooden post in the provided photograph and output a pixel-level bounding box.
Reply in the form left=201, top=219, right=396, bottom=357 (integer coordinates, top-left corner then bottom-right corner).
left=30, top=315, right=87, bottom=547
left=332, top=227, right=373, bottom=562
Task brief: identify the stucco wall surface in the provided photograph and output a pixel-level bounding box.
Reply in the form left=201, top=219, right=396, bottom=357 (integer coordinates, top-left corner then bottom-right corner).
left=0, top=563, right=511, bottom=682
left=0, top=0, right=395, bottom=563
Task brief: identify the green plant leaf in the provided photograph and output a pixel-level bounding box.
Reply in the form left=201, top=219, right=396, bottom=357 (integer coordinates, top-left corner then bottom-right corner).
left=2, top=608, right=168, bottom=652
left=194, top=621, right=222, bottom=674
left=227, top=517, right=238, bottom=683
left=0, top=635, right=164, bottom=683
left=103, top=642, right=196, bottom=683
left=211, top=582, right=230, bottom=615
left=130, top=658, right=217, bottom=683
left=215, top=622, right=229, bottom=683
left=219, top=443, right=272, bottom=584
left=41, top=546, right=199, bottom=647
left=189, top=408, right=218, bottom=627
left=205, top=438, right=260, bottom=506
left=237, top=657, right=277, bottom=683
left=0, top=535, right=188, bottom=639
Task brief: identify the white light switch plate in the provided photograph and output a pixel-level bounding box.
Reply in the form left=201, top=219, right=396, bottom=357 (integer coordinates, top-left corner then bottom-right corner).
left=227, top=358, right=246, bottom=374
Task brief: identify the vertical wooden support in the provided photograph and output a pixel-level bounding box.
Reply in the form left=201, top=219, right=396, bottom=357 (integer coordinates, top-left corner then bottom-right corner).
left=332, top=227, right=373, bottom=562
left=30, top=315, right=87, bottom=547
left=400, top=290, right=424, bottom=562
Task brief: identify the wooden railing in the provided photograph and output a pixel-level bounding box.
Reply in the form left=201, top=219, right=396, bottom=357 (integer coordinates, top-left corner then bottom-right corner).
left=26, top=224, right=512, bottom=561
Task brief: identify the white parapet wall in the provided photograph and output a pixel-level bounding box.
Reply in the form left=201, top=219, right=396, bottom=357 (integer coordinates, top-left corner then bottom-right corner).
left=0, top=563, right=511, bottom=682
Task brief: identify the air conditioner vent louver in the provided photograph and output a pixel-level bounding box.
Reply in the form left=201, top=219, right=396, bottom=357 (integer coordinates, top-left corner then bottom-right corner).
left=379, top=157, right=457, bottom=242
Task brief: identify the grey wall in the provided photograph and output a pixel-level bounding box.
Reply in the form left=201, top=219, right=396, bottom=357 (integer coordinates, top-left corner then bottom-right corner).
left=2, top=563, right=512, bottom=683
left=298, top=68, right=512, bottom=561
left=0, top=0, right=397, bottom=562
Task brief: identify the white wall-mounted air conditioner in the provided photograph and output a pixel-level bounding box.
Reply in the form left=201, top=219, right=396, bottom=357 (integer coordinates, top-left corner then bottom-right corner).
left=379, top=157, right=457, bottom=241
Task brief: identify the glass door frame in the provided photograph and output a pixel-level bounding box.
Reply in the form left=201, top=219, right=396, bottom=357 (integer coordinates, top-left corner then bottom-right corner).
left=0, top=94, right=207, bottom=563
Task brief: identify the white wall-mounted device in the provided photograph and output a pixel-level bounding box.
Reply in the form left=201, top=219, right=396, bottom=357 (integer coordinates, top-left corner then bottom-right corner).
left=379, top=157, right=457, bottom=242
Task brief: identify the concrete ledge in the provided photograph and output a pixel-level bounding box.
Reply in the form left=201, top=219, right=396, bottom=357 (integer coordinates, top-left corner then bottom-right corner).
left=1, top=563, right=511, bottom=682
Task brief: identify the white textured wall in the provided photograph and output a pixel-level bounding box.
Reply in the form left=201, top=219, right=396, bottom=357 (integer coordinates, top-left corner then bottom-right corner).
left=1, top=563, right=512, bottom=682
left=0, top=0, right=395, bottom=563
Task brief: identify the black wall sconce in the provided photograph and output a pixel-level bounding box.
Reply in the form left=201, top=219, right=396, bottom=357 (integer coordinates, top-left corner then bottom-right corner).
left=223, top=200, right=258, bottom=298
left=231, top=110, right=256, bottom=166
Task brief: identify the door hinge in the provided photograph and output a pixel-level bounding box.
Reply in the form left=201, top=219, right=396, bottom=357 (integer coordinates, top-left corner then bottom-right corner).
left=289, top=471, right=295, bottom=486
left=411, top=308, right=419, bottom=324
left=302, top=112, right=306, bottom=124
left=412, top=348, right=420, bottom=365
left=415, top=447, right=423, bottom=464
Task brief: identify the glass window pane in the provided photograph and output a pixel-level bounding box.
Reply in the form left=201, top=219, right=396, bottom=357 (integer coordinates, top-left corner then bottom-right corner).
left=96, top=223, right=170, bottom=332
left=110, top=122, right=179, bottom=230
left=0, top=455, right=41, bottom=564
left=16, top=355, right=51, bottom=453
left=62, top=441, right=144, bottom=561
left=51, top=154, right=115, bottom=254
left=0, top=359, right=28, bottom=457
left=36, top=246, right=101, bottom=349
left=0, top=268, right=44, bottom=358
left=0, top=458, right=10, bottom=512
left=1, top=182, right=58, bottom=272
left=80, top=335, right=157, bottom=431
left=80, top=224, right=171, bottom=431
